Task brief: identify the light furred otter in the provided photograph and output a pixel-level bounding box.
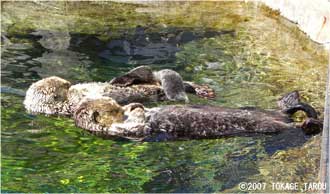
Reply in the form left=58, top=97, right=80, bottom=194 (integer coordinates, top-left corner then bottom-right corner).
left=73, top=91, right=323, bottom=141
left=74, top=97, right=148, bottom=140
left=24, top=76, right=166, bottom=115
left=24, top=76, right=72, bottom=115
left=24, top=67, right=214, bottom=115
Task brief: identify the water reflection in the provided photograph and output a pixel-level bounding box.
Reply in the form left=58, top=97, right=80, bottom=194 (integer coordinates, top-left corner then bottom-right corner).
left=78, top=26, right=234, bottom=65
left=1, top=26, right=233, bottom=88
left=31, top=30, right=93, bottom=81
left=1, top=36, right=43, bottom=89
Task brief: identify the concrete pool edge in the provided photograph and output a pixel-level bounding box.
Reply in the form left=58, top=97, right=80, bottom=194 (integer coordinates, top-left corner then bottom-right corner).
left=258, top=0, right=330, bottom=45
left=319, top=50, right=330, bottom=194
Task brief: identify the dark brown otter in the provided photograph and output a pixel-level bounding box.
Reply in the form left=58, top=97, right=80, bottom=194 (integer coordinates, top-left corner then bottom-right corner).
left=73, top=91, right=323, bottom=141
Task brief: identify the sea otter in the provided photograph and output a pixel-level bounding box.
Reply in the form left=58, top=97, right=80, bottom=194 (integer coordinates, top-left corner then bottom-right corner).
left=110, top=65, right=215, bottom=100
left=24, top=66, right=215, bottom=115
left=73, top=91, right=323, bottom=141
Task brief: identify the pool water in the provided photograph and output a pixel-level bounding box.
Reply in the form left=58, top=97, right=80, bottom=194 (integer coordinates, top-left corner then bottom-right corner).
left=1, top=1, right=328, bottom=192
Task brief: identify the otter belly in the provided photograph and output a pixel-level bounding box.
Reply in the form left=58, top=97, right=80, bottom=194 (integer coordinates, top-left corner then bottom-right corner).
left=146, top=105, right=294, bottom=139
left=68, top=83, right=165, bottom=108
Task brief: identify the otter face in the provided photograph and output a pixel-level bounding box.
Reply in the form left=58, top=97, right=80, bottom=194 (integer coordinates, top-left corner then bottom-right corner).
left=73, top=98, right=148, bottom=139
left=24, top=76, right=71, bottom=114
left=123, top=103, right=146, bottom=123
left=93, top=104, right=124, bottom=127
left=74, top=97, right=125, bottom=129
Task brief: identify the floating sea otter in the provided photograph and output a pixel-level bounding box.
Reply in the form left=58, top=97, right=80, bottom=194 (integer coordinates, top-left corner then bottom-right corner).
left=24, top=66, right=215, bottom=115
left=73, top=91, right=323, bottom=141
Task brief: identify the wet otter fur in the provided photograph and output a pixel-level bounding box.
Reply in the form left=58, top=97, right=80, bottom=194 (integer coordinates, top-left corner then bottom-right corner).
left=67, top=82, right=165, bottom=111
left=24, top=67, right=213, bottom=115
left=153, top=69, right=188, bottom=102
left=24, top=76, right=72, bottom=115
left=74, top=97, right=124, bottom=131
left=110, top=66, right=215, bottom=101
left=24, top=77, right=165, bottom=116
left=109, top=66, right=156, bottom=86
left=73, top=91, right=323, bottom=141
left=74, top=97, right=148, bottom=139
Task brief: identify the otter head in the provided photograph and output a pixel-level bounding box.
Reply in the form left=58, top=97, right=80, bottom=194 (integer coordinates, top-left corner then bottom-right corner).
left=24, top=76, right=71, bottom=115
left=74, top=98, right=148, bottom=139
left=123, top=103, right=146, bottom=123
left=74, top=97, right=125, bottom=131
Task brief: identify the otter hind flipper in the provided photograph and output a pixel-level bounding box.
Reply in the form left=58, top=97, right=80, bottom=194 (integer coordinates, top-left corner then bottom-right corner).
left=183, top=81, right=216, bottom=99
left=277, top=91, right=300, bottom=110
left=154, top=69, right=188, bottom=102
left=283, top=102, right=318, bottom=119
left=110, top=66, right=155, bottom=86
left=278, top=91, right=318, bottom=119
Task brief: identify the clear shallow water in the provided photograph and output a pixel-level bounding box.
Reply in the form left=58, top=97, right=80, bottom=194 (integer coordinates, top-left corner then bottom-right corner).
left=1, top=1, right=327, bottom=192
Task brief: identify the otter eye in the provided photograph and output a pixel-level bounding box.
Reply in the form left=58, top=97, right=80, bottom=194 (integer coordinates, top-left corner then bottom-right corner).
left=54, top=95, right=60, bottom=100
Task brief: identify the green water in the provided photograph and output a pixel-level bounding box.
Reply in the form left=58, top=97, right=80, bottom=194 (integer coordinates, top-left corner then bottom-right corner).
left=1, top=1, right=327, bottom=192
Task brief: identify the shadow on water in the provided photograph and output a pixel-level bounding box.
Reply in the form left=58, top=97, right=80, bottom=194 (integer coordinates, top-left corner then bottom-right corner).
left=140, top=128, right=310, bottom=192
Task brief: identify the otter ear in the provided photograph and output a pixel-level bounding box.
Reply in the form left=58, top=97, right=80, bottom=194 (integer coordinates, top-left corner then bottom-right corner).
left=277, top=91, right=300, bottom=110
